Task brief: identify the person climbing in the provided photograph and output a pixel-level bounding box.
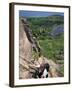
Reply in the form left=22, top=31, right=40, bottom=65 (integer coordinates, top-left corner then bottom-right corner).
left=41, top=63, right=50, bottom=78
left=32, top=63, right=50, bottom=78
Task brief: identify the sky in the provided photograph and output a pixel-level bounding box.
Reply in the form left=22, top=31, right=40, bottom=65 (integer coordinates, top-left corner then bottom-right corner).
left=19, top=10, right=64, bottom=17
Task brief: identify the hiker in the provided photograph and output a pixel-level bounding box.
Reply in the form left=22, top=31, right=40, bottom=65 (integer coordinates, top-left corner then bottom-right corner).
left=32, top=63, right=50, bottom=78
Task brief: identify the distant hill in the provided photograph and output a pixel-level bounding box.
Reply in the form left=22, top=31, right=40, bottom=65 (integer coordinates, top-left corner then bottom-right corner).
left=49, top=25, right=64, bottom=36
left=24, top=15, right=64, bottom=38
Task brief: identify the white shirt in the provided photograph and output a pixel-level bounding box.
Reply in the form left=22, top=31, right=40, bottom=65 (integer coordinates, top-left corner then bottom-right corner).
left=42, top=68, right=48, bottom=78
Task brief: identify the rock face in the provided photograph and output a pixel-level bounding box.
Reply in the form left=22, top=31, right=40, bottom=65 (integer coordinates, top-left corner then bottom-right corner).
left=19, top=18, right=32, bottom=61
left=19, top=17, right=33, bottom=79
left=19, top=17, right=59, bottom=79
